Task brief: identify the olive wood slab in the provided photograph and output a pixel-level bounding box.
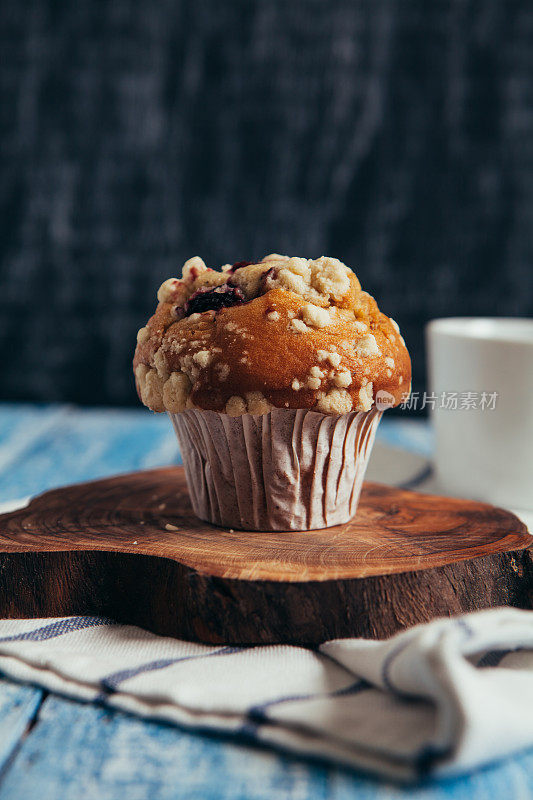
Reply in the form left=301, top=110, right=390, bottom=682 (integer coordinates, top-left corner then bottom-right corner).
left=0, top=467, right=530, bottom=644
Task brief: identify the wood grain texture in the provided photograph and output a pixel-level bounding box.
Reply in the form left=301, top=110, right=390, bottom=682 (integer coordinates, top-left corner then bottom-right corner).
left=2, top=411, right=533, bottom=798
left=0, top=467, right=530, bottom=644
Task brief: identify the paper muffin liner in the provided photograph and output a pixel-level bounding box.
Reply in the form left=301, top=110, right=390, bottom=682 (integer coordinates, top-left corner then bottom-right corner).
left=169, top=407, right=382, bottom=531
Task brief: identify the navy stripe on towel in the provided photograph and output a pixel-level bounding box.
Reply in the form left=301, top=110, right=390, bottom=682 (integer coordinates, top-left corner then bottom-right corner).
left=381, top=638, right=412, bottom=698
left=245, top=678, right=370, bottom=731
left=0, top=616, right=113, bottom=643
left=100, top=646, right=242, bottom=694
left=477, top=648, right=523, bottom=668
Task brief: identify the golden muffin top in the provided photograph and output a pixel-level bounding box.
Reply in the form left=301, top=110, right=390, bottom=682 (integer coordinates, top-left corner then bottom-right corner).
left=133, top=254, right=411, bottom=415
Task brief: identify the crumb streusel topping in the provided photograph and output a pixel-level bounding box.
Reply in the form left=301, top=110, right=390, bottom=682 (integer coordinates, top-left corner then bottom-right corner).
left=133, top=255, right=411, bottom=415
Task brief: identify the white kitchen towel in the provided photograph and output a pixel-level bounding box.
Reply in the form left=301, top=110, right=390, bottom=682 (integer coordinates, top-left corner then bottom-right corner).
left=0, top=608, right=531, bottom=782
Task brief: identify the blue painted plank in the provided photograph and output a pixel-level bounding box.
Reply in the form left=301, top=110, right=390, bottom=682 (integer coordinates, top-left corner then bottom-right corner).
left=0, top=404, right=180, bottom=502
left=0, top=680, right=44, bottom=771
left=0, top=403, right=430, bottom=502
left=0, top=405, right=69, bottom=481
left=0, top=695, right=331, bottom=800
left=0, top=693, right=531, bottom=800
left=378, top=417, right=433, bottom=458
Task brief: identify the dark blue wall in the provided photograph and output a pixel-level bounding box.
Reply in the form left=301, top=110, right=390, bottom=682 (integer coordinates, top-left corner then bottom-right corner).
left=1, top=1, right=532, bottom=407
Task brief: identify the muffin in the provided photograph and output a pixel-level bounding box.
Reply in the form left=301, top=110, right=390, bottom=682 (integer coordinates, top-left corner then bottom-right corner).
left=133, top=255, right=411, bottom=530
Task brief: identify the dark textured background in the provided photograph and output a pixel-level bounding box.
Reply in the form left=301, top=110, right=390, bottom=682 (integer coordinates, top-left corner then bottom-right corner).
left=1, top=0, right=532, bottom=408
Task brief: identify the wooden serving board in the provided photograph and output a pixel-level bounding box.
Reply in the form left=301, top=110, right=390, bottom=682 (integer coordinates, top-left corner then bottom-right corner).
left=0, top=467, right=531, bottom=644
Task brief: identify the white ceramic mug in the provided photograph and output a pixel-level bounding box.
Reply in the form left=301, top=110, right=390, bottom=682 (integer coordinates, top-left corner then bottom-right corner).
left=426, top=317, right=533, bottom=510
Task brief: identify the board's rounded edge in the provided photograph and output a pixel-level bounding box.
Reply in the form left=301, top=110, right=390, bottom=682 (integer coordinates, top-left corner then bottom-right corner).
left=0, top=467, right=530, bottom=584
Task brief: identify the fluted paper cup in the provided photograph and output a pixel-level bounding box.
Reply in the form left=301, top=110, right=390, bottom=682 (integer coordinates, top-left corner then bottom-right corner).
left=169, top=407, right=382, bottom=531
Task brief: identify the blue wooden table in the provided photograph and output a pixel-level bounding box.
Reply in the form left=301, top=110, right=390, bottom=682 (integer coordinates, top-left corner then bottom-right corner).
left=0, top=403, right=532, bottom=799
